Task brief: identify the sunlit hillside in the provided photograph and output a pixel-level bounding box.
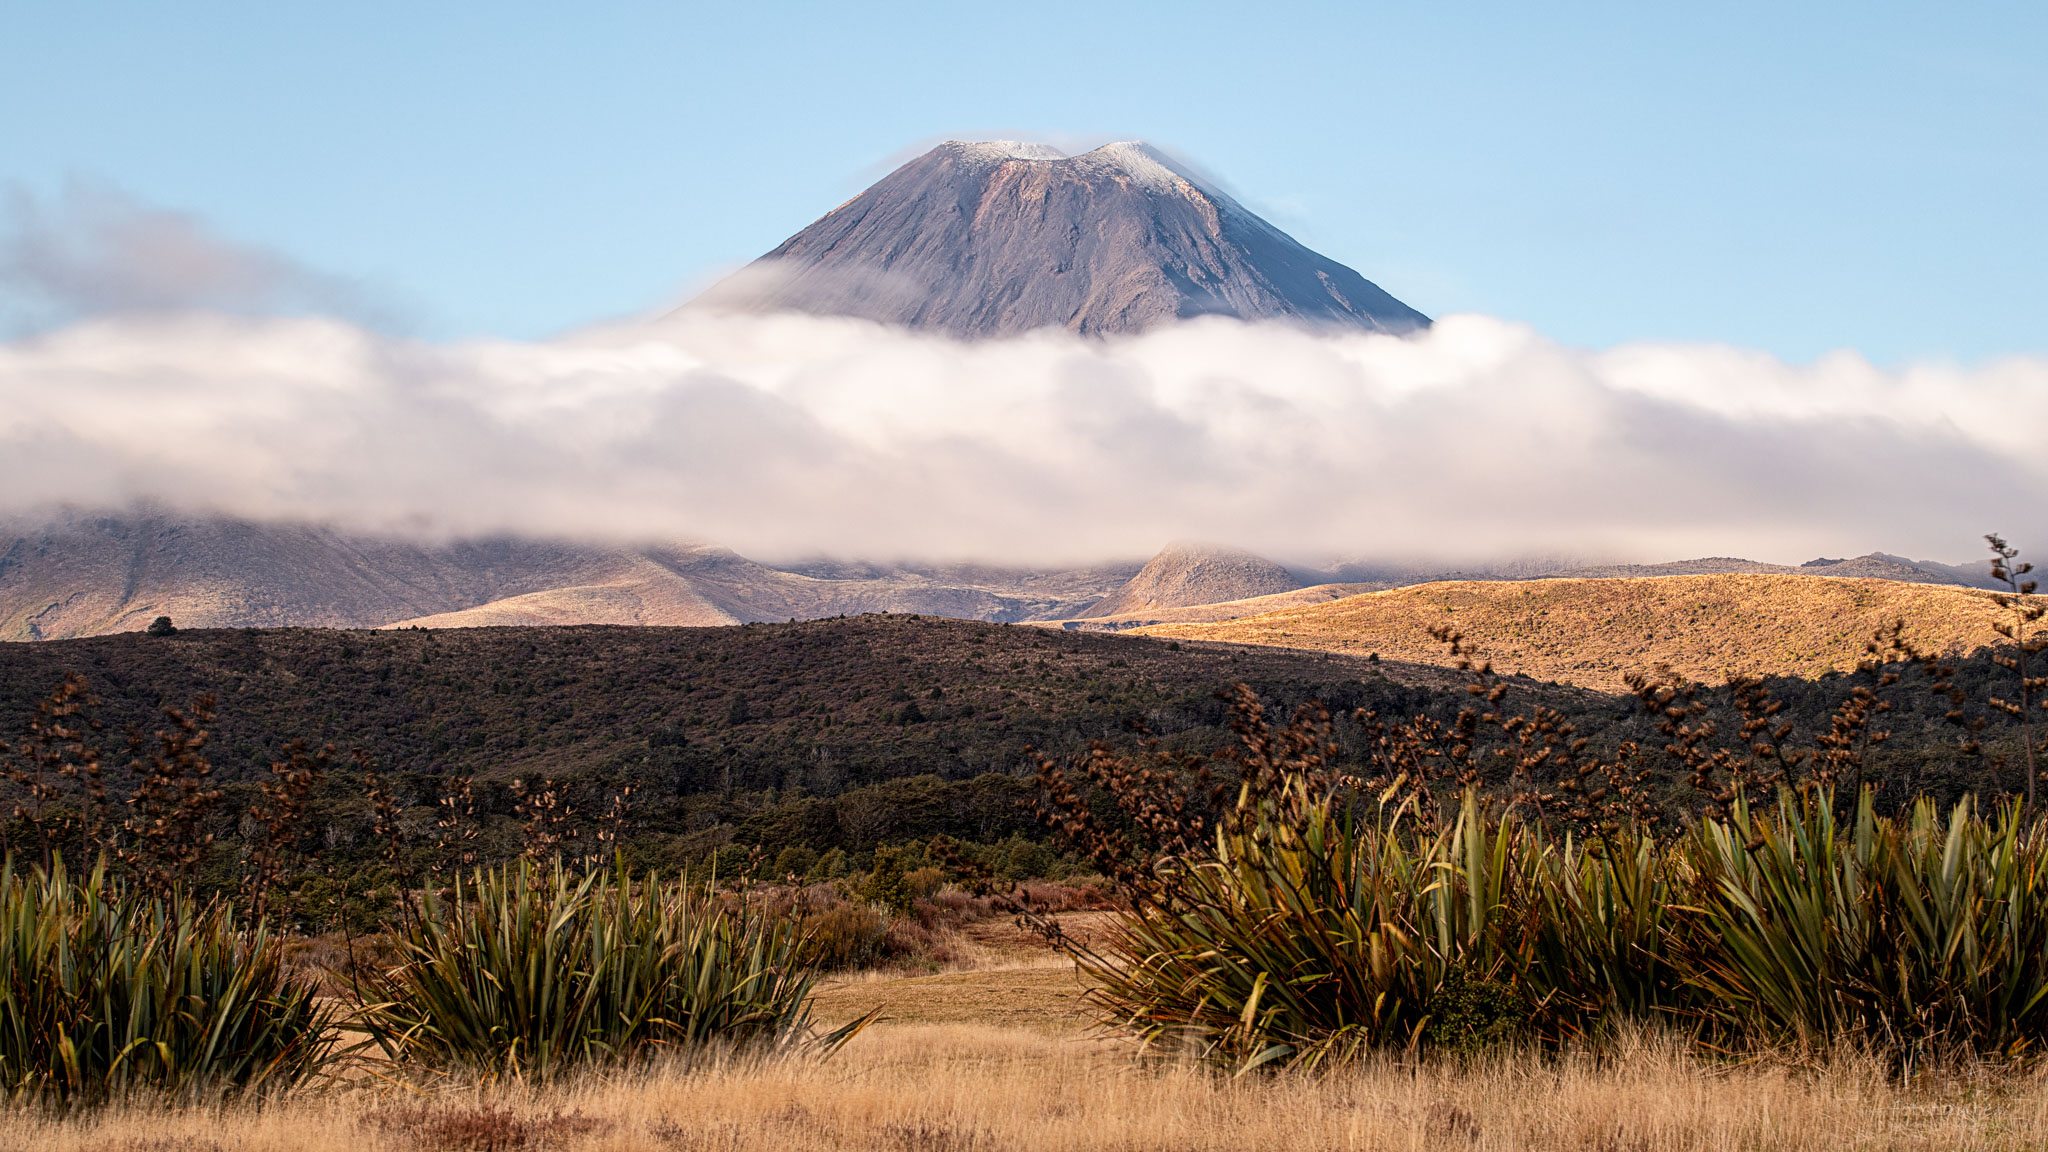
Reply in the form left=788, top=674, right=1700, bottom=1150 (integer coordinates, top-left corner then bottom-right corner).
left=1138, top=573, right=2013, bottom=690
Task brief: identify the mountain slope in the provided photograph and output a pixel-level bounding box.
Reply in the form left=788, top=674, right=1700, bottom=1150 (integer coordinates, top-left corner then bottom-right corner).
left=3, top=514, right=2001, bottom=643
left=1083, top=544, right=1304, bottom=618
left=0, top=514, right=1135, bottom=640
left=0, top=513, right=610, bottom=641
left=1064, top=581, right=1383, bottom=630
left=1138, top=574, right=2011, bottom=690
left=388, top=561, right=741, bottom=628
left=691, top=140, right=1430, bottom=338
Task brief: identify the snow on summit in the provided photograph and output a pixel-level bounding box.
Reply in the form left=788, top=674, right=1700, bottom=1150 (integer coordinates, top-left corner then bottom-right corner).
left=942, top=140, right=1217, bottom=200
left=943, top=140, right=1069, bottom=163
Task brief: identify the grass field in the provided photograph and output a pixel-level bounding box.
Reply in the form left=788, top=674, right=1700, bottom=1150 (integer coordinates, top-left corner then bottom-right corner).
left=1139, top=573, right=2008, bottom=690
left=13, top=969, right=2048, bottom=1152
left=812, top=959, right=1094, bottom=1033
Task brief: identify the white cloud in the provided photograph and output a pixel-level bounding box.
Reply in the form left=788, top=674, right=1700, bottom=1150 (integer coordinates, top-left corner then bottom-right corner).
left=0, top=183, right=398, bottom=336
left=0, top=306, right=2040, bottom=568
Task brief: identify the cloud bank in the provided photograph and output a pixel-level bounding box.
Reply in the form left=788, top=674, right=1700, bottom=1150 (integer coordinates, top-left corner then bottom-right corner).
left=0, top=184, right=396, bottom=337
left=1, top=300, right=2041, bottom=568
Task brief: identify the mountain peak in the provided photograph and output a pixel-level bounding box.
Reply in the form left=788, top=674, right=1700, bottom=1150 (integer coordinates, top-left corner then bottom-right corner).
left=1083, top=543, right=1303, bottom=619
left=690, top=138, right=1429, bottom=338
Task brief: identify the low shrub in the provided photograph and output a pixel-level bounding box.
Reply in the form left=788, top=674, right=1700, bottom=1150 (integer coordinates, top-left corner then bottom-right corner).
left=855, top=845, right=945, bottom=912
left=0, top=859, right=337, bottom=1106
left=794, top=894, right=894, bottom=970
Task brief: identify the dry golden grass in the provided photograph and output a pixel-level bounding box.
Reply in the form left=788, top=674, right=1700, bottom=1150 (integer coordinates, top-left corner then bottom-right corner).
left=812, top=959, right=1096, bottom=1033
left=13, top=1011, right=2048, bottom=1151
left=1138, top=573, right=2009, bottom=690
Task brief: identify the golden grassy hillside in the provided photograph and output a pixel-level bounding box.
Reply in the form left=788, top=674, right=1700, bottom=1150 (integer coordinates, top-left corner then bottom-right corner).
left=1137, top=574, right=2012, bottom=691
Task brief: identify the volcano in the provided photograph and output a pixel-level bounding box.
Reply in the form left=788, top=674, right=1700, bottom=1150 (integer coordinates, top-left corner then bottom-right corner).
left=692, top=140, right=1429, bottom=338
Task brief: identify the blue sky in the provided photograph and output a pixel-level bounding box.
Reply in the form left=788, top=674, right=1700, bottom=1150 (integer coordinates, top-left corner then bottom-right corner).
left=4, top=1, right=2042, bottom=362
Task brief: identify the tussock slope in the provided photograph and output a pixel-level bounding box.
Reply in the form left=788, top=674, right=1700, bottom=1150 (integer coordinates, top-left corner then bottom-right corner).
left=1139, top=574, right=2012, bottom=690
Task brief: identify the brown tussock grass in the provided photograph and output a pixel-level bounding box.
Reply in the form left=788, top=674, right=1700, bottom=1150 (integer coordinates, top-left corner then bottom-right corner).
left=1138, top=573, right=2008, bottom=691
left=11, top=1020, right=2048, bottom=1152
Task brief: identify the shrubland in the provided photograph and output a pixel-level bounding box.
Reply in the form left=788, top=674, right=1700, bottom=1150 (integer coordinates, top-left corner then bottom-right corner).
left=0, top=614, right=1460, bottom=923
left=0, top=609, right=2035, bottom=930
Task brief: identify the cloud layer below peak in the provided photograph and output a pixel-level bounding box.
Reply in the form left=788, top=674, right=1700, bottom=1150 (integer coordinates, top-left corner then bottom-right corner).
left=1, top=304, right=2040, bottom=568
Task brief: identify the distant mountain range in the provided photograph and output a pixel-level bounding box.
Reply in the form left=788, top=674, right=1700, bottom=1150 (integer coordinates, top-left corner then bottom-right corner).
left=689, top=140, right=1430, bottom=338
left=0, top=513, right=2000, bottom=642
left=1058, top=549, right=2001, bottom=633
left=1554, top=554, right=1997, bottom=586
left=0, top=513, right=1138, bottom=641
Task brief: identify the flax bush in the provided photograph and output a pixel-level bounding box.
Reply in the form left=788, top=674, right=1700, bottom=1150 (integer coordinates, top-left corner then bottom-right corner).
left=361, top=860, right=852, bottom=1080
left=1078, top=776, right=2048, bottom=1068
left=1678, top=790, right=2048, bottom=1057
left=0, top=859, right=337, bottom=1107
